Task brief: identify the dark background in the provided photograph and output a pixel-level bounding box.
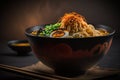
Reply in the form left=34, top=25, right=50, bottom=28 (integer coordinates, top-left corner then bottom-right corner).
left=0, top=0, right=120, bottom=42
left=0, top=0, right=120, bottom=79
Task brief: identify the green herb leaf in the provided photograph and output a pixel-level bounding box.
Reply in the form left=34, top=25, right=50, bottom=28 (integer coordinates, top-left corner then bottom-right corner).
left=39, top=23, right=61, bottom=36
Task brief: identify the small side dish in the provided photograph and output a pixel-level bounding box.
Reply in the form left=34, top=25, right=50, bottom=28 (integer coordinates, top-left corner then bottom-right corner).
left=8, top=40, right=31, bottom=55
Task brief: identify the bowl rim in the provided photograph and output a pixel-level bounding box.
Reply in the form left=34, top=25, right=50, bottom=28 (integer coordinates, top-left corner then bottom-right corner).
left=8, top=40, right=30, bottom=47
left=25, top=24, right=115, bottom=39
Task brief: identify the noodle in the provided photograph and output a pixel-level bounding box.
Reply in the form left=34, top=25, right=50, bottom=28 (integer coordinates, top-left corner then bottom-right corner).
left=31, top=12, right=109, bottom=38
left=58, top=12, right=109, bottom=38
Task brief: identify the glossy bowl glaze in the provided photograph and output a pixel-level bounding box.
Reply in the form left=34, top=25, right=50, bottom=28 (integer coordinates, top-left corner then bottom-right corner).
left=25, top=24, right=115, bottom=77
left=8, top=40, right=32, bottom=55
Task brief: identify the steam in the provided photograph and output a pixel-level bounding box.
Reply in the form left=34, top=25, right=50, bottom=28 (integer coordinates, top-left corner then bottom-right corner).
left=1, top=0, right=112, bottom=41
left=1, top=0, right=69, bottom=40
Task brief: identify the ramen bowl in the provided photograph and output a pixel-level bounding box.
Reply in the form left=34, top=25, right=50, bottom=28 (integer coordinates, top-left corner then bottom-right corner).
left=25, top=24, right=115, bottom=77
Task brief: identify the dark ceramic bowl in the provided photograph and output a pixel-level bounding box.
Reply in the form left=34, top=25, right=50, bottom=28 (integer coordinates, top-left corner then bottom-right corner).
left=25, top=24, right=115, bottom=77
left=8, top=40, right=32, bottom=55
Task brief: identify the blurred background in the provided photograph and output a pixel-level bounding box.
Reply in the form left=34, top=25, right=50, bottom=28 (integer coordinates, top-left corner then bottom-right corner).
left=0, top=0, right=120, bottom=79
left=0, top=0, right=120, bottom=42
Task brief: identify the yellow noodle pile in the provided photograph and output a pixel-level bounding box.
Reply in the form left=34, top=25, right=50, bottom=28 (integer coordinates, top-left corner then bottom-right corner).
left=59, top=12, right=109, bottom=38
